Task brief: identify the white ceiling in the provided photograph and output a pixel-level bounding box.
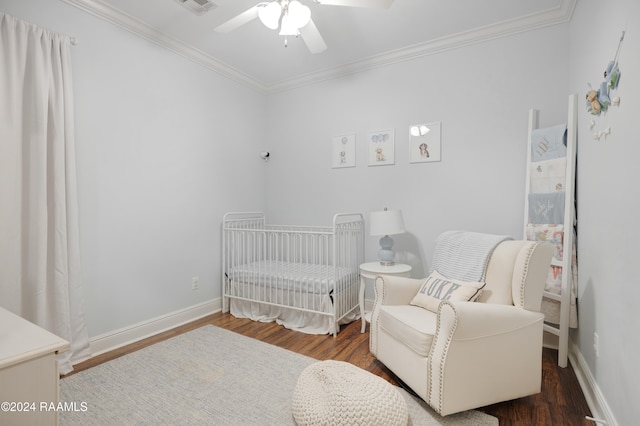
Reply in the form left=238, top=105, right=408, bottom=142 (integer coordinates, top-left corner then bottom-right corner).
left=63, top=0, right=575, bottom=92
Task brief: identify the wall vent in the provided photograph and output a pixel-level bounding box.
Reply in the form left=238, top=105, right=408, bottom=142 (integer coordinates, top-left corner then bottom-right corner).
left=174, top=0, right=218, bottom=16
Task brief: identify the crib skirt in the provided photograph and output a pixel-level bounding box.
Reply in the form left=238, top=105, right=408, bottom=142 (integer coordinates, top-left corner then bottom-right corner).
left=228, top=280, right=358, bottom=334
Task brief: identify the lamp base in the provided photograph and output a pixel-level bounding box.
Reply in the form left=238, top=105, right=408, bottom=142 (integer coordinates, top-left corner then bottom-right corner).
left=378, top=235, right=396, bottom=266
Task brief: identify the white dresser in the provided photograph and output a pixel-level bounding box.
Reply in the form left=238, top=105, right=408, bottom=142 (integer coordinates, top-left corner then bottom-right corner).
left=0, top=307, right=69, bottom=426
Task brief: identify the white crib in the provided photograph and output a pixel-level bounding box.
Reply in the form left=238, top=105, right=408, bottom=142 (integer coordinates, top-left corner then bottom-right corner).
left=222, top=212, right=364, bottom=336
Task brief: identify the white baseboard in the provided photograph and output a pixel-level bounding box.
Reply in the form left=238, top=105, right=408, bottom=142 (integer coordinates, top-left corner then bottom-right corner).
left=569, top=339, right=617, bottom=426
left=89, top=299, right=221, bottom=357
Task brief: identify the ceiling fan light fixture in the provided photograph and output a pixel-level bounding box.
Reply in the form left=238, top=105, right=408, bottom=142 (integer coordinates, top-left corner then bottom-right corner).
left=279, top=13, right=299, bottom=36
left=258, top=1, right=282, bottom=30
left=288, top=1, right=311, bottom=28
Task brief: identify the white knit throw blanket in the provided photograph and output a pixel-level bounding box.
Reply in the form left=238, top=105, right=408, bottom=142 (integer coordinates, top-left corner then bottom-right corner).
left=431, top=231, right=512, bottom=282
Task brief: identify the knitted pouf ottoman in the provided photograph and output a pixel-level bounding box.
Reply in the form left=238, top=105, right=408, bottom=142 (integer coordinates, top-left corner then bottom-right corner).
left=291, top=360, right=408, bottom=426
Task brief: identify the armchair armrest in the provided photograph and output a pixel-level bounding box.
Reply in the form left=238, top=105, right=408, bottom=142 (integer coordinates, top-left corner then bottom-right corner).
left=373, top=274, right=424, bottom=306
left=428, top=300, right=545, bottom=415
left=443, top=300, right=545, bottom=339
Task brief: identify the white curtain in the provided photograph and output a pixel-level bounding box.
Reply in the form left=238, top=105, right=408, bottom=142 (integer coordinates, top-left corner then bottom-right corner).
left=0, top=12, right=91, bottom=374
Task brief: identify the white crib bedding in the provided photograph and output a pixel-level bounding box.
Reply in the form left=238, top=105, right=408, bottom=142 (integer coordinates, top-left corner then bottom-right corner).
left=226, top=260, right=356, bottom=294
left=226, top=260, right=359, bottom=335
left=229, top=297, right=357, bottom=335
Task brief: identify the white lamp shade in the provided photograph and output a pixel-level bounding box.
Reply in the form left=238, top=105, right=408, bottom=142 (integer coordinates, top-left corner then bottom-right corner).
left=370, top=209, right=405, bottom=236
left=258, top=2, right=282, bottom=30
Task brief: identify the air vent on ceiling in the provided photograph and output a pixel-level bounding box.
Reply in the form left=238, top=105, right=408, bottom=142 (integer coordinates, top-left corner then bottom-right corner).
left=174, top=0, right=218, bottom=16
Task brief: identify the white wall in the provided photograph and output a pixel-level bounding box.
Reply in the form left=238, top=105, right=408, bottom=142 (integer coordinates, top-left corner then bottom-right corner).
left=569, top=1, right=640, bottom=424
left=264, top=25, right=570, bottom=279
left=1, top=0, right=267, bottom=337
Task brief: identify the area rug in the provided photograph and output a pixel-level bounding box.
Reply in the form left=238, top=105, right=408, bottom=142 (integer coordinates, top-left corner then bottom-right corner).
left=60, top=325, right=497, bottom=425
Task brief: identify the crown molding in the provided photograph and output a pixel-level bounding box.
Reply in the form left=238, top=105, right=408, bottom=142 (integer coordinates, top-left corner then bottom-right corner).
left=61, top=0, right=267, bottom=92
left=62, top=0, right=576, bottom=94
left=269, top=0, right=577, bottom=92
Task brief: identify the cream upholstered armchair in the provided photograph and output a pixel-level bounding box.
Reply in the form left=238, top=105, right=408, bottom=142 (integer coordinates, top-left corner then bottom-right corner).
left=369, top=235, right=553, bottom=416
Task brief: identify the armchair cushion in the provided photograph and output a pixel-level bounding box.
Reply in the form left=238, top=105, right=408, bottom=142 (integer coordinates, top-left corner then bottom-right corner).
left=379, top=305, right=436, bottom=357
left=410, top=270, right=485, bottom=312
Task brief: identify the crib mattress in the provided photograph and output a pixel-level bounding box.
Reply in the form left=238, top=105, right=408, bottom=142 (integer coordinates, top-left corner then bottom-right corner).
left=227, top=260, right=355, bottom=293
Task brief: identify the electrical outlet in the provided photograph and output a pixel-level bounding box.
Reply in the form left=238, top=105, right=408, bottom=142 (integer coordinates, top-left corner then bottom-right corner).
left=191, top=277, right=199, bottom=291
left=593, top=332, right=599, bottom=357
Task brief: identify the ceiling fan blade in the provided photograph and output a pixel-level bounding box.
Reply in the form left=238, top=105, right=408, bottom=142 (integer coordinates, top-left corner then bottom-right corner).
left=299, top=18, right=327, bottom=54
left=314, top=0, right=394, bottom=8
left=214, top=5, right=260, bottom=33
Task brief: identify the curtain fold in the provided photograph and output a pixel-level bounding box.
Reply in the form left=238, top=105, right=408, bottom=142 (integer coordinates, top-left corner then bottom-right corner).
left=0, top=12, right=91, bottom=374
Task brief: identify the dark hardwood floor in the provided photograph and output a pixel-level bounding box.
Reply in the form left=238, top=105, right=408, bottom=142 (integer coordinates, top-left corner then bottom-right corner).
left=65, top=312, right=593, bottom=425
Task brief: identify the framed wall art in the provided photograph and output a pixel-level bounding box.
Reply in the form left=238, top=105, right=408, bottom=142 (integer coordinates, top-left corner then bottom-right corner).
left=332, top=133, right=356, bottom=168
left=409, top=122, right=441, bottom=163
left=368, top=128, right=395, bottom=166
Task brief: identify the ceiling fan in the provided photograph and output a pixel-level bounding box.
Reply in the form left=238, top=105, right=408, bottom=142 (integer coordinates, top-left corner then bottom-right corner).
left=214, top=0, right=394, bottom=54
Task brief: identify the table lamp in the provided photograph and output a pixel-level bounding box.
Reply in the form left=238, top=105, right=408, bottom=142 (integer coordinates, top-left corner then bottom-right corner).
left=370, top=208, right=405, bottom=265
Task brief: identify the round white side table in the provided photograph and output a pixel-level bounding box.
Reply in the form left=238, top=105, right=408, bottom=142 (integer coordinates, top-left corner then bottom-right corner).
left=359, top=262, right=412, bottom=333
